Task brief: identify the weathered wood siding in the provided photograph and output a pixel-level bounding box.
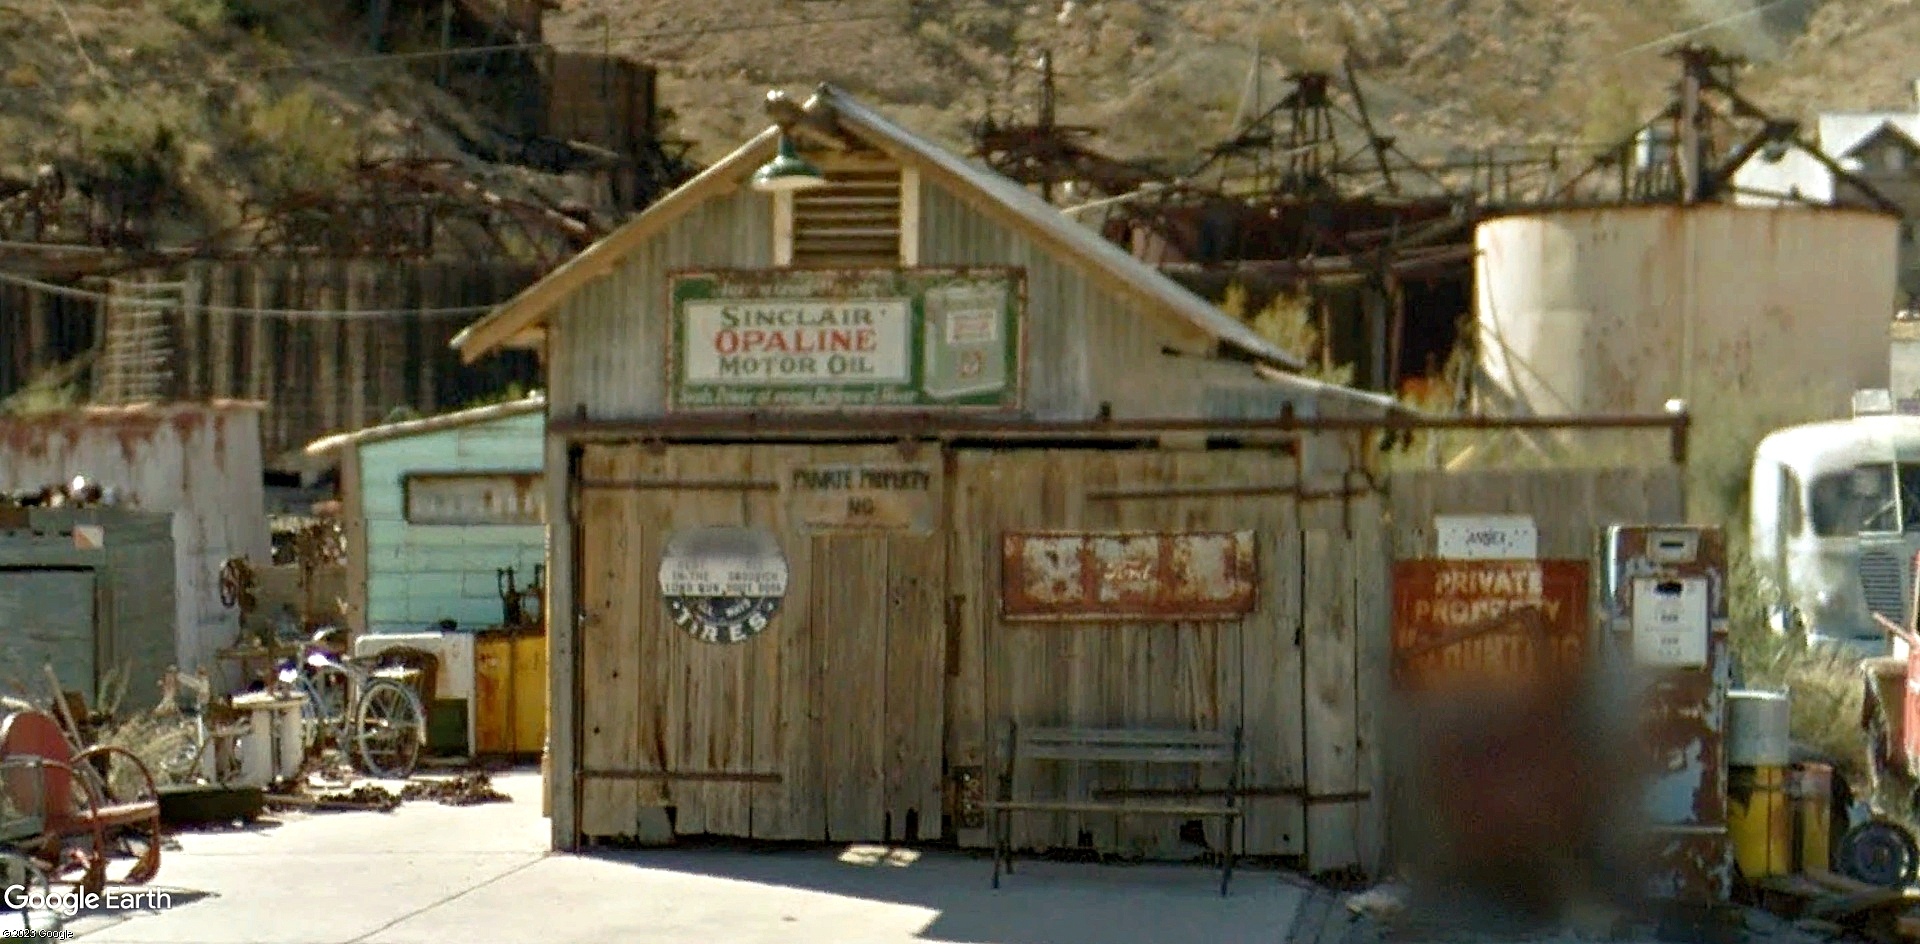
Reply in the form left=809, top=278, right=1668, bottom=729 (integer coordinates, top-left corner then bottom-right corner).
left=949, top=448, right=1388, bottom=872
left=915, top=179, right=1326, bottom=423
left=0, top=260, right=544, bottom=461
left=1388, top=467, right=1687, bottom=560
left=548, top=190, right=774, bottom=421
left=542, top=169, right=1338, bottom=425
left=354, top=409, right=547, bottom=633
left=573, top=442, right=945, bottom=844
left=568, top=439, right=1393, bottom=874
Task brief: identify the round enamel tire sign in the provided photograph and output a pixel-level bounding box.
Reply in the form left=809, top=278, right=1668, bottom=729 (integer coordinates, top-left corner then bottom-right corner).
left=658, top=527, right=789, bottom=644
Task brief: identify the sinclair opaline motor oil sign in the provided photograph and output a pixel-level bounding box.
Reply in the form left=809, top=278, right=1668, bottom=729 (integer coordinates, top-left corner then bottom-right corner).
left=667, top=268, right=1025, bottom=410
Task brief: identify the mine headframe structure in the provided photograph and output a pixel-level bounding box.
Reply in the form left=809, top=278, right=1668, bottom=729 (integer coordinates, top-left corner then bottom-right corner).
left=1552, top=43, right=1899, bottom=213
left=1183, top=58, right=1454, bottom=202
left=970, top=49, right=1168, bottom=202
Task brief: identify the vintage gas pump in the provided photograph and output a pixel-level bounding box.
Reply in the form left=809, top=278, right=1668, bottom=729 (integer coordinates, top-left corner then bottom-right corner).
left=1605, top=525, right=1735, bottom=906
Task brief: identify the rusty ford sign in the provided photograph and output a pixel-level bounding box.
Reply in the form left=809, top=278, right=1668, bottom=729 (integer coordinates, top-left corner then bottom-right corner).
left=1001, top=531, right=1257, bottom=621
left=1392, top=559, right=1590, bottom=687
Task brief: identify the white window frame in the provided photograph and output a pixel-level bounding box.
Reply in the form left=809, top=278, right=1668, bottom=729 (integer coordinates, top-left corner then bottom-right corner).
left=898, top=166, right=920, bottom=266
left=769, top=166, right=919, bottom=267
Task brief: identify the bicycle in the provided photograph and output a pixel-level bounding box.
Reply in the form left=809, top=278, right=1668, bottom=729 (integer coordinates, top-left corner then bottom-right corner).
left=277, top=630, right=426, bottom=780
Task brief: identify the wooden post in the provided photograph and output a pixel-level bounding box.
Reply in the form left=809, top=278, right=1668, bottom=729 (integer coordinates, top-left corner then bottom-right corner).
left=181, top=267, right=203, bottom=399
left=247, top=264, right=270, bottom=403
left=25, top=284, right=47, bottom=385
left=1386, top=274, right=1406, bottom=398
left=345, top=262, right=369, bottom=430
left=378, top=265, right=407, bottom=420
left=416, top=266, right=439, bottom=412
left=210, top=266, right=234, bottom=399
left=316, top=265, right=341, bottom=435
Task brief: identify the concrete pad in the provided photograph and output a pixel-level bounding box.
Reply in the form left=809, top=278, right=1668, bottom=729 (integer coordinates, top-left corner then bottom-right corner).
left=2, top=770, right=1308, bottom=944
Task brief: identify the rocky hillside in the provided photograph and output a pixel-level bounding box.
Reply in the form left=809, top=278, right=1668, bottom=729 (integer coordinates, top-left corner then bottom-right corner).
left=6, top=0, right=1919, bottom=248
left=545, top=0, right=1920, bottom=168
left=0, top=0, right=577, bottom=248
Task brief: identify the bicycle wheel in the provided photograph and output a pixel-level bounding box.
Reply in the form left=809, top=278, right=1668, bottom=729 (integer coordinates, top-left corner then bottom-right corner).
left=353, top=679, right=425, bottom=780
left=301, top=664, right=353, bottom=756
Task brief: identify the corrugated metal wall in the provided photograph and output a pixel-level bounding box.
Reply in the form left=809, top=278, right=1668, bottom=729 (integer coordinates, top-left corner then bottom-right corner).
left=357, top=410, right=547, bottom=632
left=549, top=191, right=773, bottom=420
left=0, top=404, right=269, bottom=680
left=544, top=165, right=1334, bottom=425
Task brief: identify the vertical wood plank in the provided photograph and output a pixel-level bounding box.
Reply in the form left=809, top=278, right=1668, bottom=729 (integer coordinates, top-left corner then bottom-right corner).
left=814, top=530, right=883, bottom=841
left=1242, top=479, right=1305, bottom=857
left=675, top=445, right=756, bottom=837
left=25, top=281, right=47, bottom=382
left=180, top=270, right=202, bottom=399
left=948, top=448, right=991, bottom=850
left=545, top=432, right=578, bottom=849
left=208, top=267, right=234, bottom=400
left=1304, top=528, right=1360, bottom=873
left=628, top=447, right=674, bottom=842
left=1351, top=493, right=1391, bottom=875
left=345, top=264, right=369, bottom=430
left=378, top=267, right=407, bottom=417
left=885, top=527, right=944, bottom=842
left=316, top=266, right=341, bottom=435
left=576, top=444, right=632, bottom=838
left=416, top=267, right=439, bottom=412
left=750, top=444, right=819, bottom=839
left=246, top=266, right=269, bottom=404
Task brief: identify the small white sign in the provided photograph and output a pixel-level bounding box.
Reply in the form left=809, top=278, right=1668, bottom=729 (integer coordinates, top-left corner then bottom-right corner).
left=72, top=525, right=104, bottom=550
left=1631, top=576, right=1710, bottom=667
left=1434, top=515, right=1538, bottom=560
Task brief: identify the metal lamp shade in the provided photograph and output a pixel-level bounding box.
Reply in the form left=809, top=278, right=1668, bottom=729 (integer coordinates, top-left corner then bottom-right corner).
left=751, top=136, right=826, bottom=193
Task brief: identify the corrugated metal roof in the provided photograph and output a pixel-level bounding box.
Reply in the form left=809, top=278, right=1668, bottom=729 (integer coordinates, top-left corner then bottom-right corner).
left=302, top=393, right=546, bottom=456
left=819, top=89, right=1307, bottom=371
left=450, top=84, right=1309, bottom=372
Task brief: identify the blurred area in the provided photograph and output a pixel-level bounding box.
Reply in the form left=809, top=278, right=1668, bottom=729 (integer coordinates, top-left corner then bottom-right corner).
left=1388, top=658, right=1661, bottom=934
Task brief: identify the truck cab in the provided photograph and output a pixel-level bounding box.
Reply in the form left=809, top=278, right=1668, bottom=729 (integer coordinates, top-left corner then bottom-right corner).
left=1751, top=393, right=1920, bottom=658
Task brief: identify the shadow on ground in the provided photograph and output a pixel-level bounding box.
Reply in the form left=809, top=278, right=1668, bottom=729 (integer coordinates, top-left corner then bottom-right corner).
left=577, top=838, right=1311, bottom=944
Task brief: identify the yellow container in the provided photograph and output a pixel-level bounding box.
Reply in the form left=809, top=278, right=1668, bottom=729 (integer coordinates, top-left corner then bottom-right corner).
left=1729, top=765, right=1794, bottom=880
left=511, top=631, right=548, bottom=755
left=475, top=630, right=549, bottom=756
left=1793, top=764, right=1833, bottom=875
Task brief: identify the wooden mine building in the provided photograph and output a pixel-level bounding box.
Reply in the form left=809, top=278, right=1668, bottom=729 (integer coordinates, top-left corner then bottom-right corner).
left=452, top=83, right=1405, bottom=875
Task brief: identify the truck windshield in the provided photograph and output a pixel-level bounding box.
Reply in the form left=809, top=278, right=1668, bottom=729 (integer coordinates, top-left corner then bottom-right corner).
left=1809, top=462, right=1920, bottom=535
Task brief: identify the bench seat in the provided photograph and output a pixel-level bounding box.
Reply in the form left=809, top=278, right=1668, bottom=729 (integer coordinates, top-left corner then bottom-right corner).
left=980, top=800, right=1242, bottom=817
left=989, top=721, right=1244, bottom=896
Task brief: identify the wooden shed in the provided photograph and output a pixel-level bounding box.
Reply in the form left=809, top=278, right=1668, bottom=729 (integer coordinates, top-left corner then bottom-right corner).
left=451, top=84, right=1405, bottom=875
left=303, top=394, right=547, bottom=635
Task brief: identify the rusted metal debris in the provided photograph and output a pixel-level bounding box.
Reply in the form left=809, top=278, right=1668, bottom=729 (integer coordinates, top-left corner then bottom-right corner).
left=1, top=474, right=119, bottom=509
left=399, top=773, right=510, bottom=806
left=268, top=784, right=403, bottom=812
left=999, top=530, right=1258, bottom=621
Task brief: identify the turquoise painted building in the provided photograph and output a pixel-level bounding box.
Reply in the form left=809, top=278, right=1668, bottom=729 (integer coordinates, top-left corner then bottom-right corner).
left=305, top=395, right=547, bottom=635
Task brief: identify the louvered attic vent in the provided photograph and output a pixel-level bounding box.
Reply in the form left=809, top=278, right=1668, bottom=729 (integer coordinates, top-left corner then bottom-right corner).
left=785, top=163, right=903, bottom=267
